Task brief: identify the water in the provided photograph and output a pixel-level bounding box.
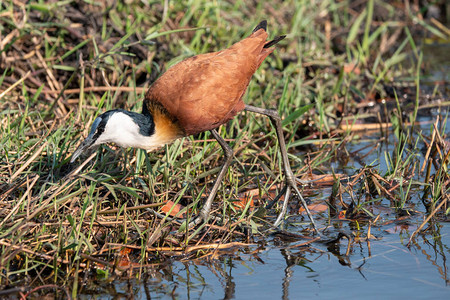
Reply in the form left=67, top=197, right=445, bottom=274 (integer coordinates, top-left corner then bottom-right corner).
left=80, top=223, right=450, bottom=299
left=79, top=45, right=450, bottom=299
left=78, top=112, right=450, bottom=299
left=422, top=42, right=450, bottom=85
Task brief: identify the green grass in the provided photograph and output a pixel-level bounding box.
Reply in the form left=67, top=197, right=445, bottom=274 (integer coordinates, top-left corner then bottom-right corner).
left=0, top=0, right=449, bottom=296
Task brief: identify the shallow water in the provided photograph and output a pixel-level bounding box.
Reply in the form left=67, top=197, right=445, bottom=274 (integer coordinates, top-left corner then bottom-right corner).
left=79, top=45, right=450, bottom=299
left=81, top=219, right=450, bottom=299
left=77, top=110, right=450, bottom=300
left=142, top=230, right=450, bottom=299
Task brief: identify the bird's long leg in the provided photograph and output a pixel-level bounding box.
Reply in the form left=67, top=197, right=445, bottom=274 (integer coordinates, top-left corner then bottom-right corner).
left=245, top=105, right=319, bottom=234
left=189, top=129, right=233, bottom=227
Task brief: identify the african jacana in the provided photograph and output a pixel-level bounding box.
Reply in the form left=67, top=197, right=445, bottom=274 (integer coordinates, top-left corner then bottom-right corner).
left=71, top=20, right=318, bottom=232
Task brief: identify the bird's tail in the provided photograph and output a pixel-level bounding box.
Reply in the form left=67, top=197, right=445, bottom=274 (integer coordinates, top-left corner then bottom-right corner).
left=253, top=20, right=267, bottom=33
left=264, top=35, right=286, bottom=48
left=252, top=20, right=286, bottom=48
left=251, top=20, right=286, bottom=67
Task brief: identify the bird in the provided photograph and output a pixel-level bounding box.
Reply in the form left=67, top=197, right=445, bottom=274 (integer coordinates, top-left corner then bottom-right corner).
left=70, top=20, right=318, bottom=233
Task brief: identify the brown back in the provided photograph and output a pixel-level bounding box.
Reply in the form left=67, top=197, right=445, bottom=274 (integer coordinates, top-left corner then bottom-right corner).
left=145, top=29, right=275, bottom=135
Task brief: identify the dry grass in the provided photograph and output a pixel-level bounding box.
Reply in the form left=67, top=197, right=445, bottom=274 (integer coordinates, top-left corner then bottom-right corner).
left=0, top=0, right=449, bottom=297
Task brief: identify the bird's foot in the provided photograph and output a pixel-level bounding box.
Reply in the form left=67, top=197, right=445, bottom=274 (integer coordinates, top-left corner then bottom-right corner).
left=186, top=210, right=208, bottom=229
left=270, top=173, right=320, bottom=235
left=184, top=208, right=224, bottom=231
left=148, top=207, right=213, bottom=232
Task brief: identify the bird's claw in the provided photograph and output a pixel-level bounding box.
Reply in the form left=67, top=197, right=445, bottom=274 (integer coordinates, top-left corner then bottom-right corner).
left=272, top=172, right=320, bottom=235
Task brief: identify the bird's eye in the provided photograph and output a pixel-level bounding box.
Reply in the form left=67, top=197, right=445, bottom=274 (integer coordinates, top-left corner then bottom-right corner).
left=88, top=117, right=103, bottom=137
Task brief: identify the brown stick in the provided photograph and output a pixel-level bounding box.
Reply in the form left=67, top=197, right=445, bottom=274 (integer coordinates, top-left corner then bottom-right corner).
left=0, top=240, right=75, bottom=265
left=39, top=86, right=147, bottom=95
left=407, top=195, right=449, bottom=247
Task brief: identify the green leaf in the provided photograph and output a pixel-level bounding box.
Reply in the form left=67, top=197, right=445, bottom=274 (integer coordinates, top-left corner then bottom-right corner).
left=145, top=27, right=207, bottom=41
left=110, top=27, right=137, bottom=52
left=112, top=184, right=142, bottom=199
left=60, top=39, right=90, bottom=61
left=52, top=65, right=77, bottom=71
left=347, top=9, right=366, bottom=44
left=62, top=243, right=78, bottom=251
left=282, top=104, right=314, bottom=126
left=67, top=215, right=75, bottom=226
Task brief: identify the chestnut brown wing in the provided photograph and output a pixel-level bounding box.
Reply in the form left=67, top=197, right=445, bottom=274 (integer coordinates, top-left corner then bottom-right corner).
left=145, top=29, right=271, bottom=135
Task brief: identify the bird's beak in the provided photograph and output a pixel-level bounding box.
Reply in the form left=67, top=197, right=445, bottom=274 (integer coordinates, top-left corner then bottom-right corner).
left=70, top=116, right=103, bottom=163
left=70, top=135, right=96, bottom=163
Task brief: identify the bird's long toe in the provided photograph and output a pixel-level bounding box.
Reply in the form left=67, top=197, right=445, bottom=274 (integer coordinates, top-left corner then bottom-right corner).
left=269, top=169, right=320, bottom=234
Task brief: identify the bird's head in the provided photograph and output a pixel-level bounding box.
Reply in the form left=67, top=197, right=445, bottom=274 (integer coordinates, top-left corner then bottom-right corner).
left=70, top=109, right=155, bottom=163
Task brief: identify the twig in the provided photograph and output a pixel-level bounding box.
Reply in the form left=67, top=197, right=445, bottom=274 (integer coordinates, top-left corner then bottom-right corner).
left=0, top=239, right=76, bottom=265
left=39, top=86, right=147, bottom=95
left=407, top=195, right=449, bottom=247
left=0, top=175, right=39, bottom=227
left=95, top=203, right=164, bottom=215
left=107, top=241, right=256, bottom=253
left=21, top=284, right=71, bottom=300
left=286, top=236, right=321, bottom=248
left=421, top=117, right=438, bottom=172
left=10, top=142, right=47, bottom=182
left=0, top=71, right=31, bottom=100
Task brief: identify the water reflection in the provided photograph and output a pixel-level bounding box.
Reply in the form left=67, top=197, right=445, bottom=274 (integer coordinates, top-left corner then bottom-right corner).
left=78, top=219, right=450, bottom=299
left=79, top=114, right=450, bottom=299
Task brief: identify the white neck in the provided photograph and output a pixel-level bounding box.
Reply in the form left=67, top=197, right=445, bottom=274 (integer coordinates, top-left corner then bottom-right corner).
left=95, top=111, right=178, bottom=151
